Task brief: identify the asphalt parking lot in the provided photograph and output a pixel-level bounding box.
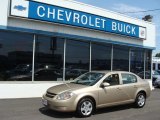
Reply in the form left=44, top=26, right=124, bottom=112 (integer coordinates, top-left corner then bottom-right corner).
left=0, top=88, right=160, bottom=120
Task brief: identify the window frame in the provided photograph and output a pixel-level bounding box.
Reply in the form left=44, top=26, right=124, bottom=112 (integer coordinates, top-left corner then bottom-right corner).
left=121, top=73, right=137, bottom=85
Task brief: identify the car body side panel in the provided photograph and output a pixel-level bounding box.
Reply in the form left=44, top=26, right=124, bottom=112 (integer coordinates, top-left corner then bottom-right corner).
left=134, top=82, right=151, bottom=99
left=73, top=86, right=99, bottom=107
left=119, top=83, right=139, bottom=100
left=98, top=85, right=130, bottom=105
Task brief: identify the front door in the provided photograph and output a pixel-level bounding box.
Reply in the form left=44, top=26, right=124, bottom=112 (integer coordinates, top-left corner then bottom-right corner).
left=98, top=73, right=128, bottom=106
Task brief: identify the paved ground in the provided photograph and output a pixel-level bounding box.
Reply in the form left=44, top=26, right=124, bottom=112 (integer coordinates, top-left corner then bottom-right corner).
left=0, top=89, right=160, bottom=120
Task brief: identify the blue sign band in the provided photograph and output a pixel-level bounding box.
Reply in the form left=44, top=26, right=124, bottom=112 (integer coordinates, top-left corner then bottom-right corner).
left=28, top=1, right=141, bottom=38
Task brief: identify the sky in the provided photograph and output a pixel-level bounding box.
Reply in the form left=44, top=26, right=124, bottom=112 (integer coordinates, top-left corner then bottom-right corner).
left=76, top=0, right=160, bottom=55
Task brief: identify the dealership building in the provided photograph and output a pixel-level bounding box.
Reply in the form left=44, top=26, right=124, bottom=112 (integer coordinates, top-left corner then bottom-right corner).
left=0, top=0, right=156, bottom=99
left=153, top=57, right=160, bottom=70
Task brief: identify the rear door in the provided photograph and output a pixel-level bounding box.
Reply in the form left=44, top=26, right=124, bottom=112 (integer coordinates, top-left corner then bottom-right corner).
left=119, top=73, right=138, bottom=100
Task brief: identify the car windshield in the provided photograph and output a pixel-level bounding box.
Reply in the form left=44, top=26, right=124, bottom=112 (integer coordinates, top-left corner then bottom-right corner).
left=72, top=72, right=105, bottom=86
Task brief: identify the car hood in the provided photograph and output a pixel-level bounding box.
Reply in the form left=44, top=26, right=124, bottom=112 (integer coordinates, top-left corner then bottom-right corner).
left=47, top=83, right=87, bottom=94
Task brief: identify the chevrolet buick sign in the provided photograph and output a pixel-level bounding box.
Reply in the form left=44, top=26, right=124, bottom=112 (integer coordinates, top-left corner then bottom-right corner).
left=10, top=0, right=146, bottom=39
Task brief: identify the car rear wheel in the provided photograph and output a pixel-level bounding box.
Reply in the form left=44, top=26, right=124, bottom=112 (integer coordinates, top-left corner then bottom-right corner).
left=77, top=98, right=94, bottom=117
left=135, top=92, right=146, bottom=108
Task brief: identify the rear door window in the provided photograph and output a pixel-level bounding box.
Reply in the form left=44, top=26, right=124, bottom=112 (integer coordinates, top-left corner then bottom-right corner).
left=121, top=73, right=137, bottom=84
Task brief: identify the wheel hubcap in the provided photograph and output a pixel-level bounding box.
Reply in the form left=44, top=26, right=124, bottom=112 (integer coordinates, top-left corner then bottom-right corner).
left=138, top=95, right=145, bottom=107
left=81, top=101, right=93, bottom=116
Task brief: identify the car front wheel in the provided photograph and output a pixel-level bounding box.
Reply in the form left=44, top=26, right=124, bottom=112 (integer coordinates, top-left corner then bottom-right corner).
left=77, top=98, right=94, bottom=117
left=135, top=92, right=146, bottom=108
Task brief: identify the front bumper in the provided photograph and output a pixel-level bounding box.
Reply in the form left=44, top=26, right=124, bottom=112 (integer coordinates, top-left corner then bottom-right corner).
left=42, top=94, right=77, bottom=112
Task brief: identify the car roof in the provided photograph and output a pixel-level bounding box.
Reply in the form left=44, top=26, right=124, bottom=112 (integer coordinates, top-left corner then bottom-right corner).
left=91, top=71, right=132, bottom=74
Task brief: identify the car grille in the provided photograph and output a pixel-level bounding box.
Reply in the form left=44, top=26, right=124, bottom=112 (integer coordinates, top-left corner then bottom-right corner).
left=46, top=91, right=57, bottom=98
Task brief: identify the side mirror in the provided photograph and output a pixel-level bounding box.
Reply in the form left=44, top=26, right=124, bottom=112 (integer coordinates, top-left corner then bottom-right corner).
left=101, top=82, right=110, bottom=88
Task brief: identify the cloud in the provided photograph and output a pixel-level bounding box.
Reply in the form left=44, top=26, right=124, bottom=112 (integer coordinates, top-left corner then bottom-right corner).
left=111, top=3, right=147, bottom=19
left=111, top=3, right=144, bottom=12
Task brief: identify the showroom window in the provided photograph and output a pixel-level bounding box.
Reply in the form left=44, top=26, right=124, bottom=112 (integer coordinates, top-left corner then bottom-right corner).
left=0, top=30, right=153, bottom=82
left=65, top=39, right=90, bottom=80
left=130, top=48, right=144, bottom=79
left=35, top=36, right=64, bottom=81
left=0, top=31, right=33, bottom=81
left=145, top=50, right=152, bottom=79
left=113, top=45, right=129, bottom=71
left=91, top=42, right=111, bottom=70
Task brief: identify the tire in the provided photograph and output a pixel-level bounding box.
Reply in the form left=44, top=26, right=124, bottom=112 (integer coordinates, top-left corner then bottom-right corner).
left=135, top=92, right=146, bottom=108
left=77, top=98, right=94, bottom=117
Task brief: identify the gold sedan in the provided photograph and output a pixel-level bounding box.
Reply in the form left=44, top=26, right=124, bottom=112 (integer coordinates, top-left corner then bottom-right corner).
left=42, top=71, right=151, bottom=117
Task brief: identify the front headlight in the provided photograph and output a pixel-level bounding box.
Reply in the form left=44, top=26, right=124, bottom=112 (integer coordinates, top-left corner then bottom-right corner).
left=56, top=92, right=74, bottom=100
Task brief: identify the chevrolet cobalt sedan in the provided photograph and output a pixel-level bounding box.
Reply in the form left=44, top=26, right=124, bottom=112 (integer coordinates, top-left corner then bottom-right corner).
left=42, top=71, right=151, bottom=117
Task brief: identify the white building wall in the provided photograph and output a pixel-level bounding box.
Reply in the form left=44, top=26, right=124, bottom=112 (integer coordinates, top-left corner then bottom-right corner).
left=153, top=57, right=160, bottom=63
left=0, top=0, right=9, bottom=26
left=0, top=82, right=62, bottom=99
left=144, top=23, right=156, bottom=48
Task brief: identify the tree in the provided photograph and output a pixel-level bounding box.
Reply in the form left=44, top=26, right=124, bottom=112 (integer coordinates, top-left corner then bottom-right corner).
left=155, top=53, right=160, bottom=57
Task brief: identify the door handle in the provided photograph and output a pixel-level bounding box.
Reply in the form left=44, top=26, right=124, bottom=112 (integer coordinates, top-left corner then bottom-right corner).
left=134, top=85, right=138, bottom=88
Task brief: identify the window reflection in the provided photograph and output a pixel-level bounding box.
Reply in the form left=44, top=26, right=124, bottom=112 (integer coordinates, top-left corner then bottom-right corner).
left=65, top=40, right=89, bottom=80
left=35, top=36, right=64, bottom=81
left=0, top=31, right=33, bottom=81
left=91, top=43, right=111, bottom=70
left=130, top=48, right=144, bottom=79
left=113, top=45, right=129, bottom=71
left=0, top=30, right=153, bottom=81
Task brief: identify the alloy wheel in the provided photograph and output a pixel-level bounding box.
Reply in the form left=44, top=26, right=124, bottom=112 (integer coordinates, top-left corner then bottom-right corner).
left=80, top=101, right=93, bottom=116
